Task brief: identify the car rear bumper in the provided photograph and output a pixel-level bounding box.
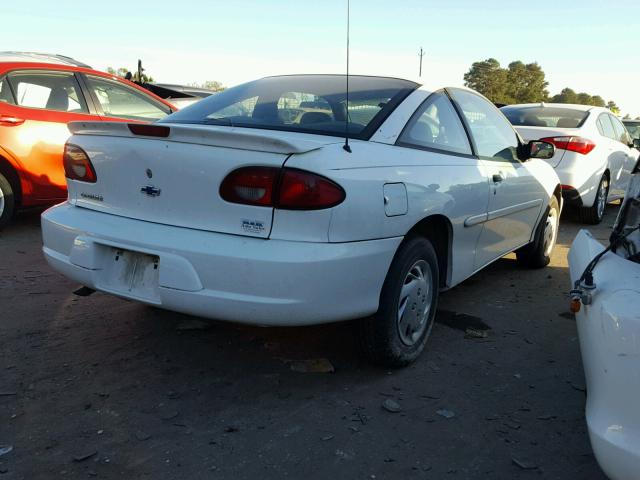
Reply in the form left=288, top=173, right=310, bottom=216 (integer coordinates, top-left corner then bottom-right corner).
left=555, top=152, right=606, bottom=208
left=41, top=203, right=401, bottom=326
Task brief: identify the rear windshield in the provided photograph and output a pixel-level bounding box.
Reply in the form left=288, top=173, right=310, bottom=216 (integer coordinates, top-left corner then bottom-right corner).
left=160, top=75, right=418, bottom=140
left=501, top=106, right=589, bottom=128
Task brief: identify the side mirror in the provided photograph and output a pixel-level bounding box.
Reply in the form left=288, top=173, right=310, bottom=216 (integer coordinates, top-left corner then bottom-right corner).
left=633, top=138, right=640, bottom=149
left=524, top=140, right=555, bottom=160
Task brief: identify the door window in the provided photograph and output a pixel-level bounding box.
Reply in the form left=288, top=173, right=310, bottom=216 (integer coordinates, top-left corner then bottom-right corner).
left=7, top=71, right=88, bottom=113
left=397, top=91, right=471, bottom=155
left=0, top=77, right=15, bottom=104
left=448, top=88, right=519, bottom=161
left=596, top=113, right=616, bottom=140
left=85, top=75, right=170, bottom=121
left=610, top=115, right=631, bottom=144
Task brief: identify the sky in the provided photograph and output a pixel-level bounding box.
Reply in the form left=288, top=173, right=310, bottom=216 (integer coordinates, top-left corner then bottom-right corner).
left=5, top=0, right=640, bottom=116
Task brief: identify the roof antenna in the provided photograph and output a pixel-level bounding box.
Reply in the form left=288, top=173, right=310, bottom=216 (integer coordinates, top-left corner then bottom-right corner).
left=343, top=0, right=352, bottom=153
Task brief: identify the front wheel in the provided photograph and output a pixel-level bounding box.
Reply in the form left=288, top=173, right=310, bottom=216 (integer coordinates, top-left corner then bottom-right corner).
left=578, top=174, right=609, bottom=224
left=516, top=195, right=559, bottom=268
left=358, top=236, right=439, bottom=367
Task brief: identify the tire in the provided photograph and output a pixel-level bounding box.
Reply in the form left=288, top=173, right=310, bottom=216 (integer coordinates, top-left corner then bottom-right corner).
left=358, top=236, right=439, bottom=367
left=516, top=195, right=559, bottom=269
left=578, top=174, right=609, bottom=225
left=0, top=171, right=16, bottom=230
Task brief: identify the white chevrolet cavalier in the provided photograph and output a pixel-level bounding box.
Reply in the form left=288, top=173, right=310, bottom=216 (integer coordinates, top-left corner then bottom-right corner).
left=42, top=75, right=562, bottom=366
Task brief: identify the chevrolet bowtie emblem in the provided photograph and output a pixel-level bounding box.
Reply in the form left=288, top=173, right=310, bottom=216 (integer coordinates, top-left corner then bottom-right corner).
left=140, top=185, right=161, bottom=197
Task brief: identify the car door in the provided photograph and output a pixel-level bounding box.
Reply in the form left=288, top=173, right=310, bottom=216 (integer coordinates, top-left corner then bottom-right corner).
left=447, top=88, right=546, bottom=270
left=0, top=69, right=102, bottom=200
left=596, top=113, right=622, bottom=195
left=609, top=114, right=636, bottom=196
left=80, top=74, right=172, bottom=122
left=394, top=90, right=489, bottom=282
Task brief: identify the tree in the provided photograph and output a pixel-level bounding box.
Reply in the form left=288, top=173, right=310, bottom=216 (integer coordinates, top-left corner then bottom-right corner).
left=464, top=58, right=548, bottom=104
left=550, top=88, right=578, bottom=104
left=623, top=114, right=631, bottom=120
left=550, top=89, right=615, bottom=109
left=505, top=61, right=548, bottom=104
left=607, top=101, right=620, bottom=115
left=463, top=58, right=510, bottom=104
left=106, top=67, right=129, bottom=78
left=189, top=80, right=226, bottom=92
left=576, top=92, right=593, bottom=105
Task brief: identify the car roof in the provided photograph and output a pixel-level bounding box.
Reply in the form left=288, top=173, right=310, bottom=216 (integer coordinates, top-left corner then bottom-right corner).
left=502, top=102, right=602, bottom=112
left=0, top=52, right=91, bottom=68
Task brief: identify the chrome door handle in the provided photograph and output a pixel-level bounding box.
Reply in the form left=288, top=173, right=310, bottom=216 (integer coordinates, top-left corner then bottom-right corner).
left=492, top=174, right=504, bottom=183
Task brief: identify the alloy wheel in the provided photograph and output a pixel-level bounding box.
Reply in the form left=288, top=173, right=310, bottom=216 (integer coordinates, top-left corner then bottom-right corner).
left=596, top=177, right=609, bottom=220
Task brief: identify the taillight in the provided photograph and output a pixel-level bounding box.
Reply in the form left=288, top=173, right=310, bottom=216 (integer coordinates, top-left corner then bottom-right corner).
left=63, top=144, right=97, bottom=183
left=220, top=167, right=345, bottom=210
left=540, top=136, right=595, bottom=155
left=219, top=166, right=278, bottom=206
left=278, top=169, right=345, bottom=209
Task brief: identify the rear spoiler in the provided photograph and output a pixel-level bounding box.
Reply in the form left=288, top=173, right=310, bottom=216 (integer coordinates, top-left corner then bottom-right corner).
left=67, top=121, right=329, bottom=155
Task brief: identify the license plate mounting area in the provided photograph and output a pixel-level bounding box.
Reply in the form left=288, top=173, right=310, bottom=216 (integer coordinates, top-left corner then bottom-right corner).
left=96, top=247, right=161, bottom=304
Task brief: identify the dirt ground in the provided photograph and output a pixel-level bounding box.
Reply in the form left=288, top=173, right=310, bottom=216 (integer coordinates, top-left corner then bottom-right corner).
left=0, top=204, right=617, bottom=479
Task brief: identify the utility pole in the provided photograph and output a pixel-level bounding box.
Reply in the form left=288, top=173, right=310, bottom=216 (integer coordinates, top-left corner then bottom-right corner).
left=418, top=47, right=425, bottom=77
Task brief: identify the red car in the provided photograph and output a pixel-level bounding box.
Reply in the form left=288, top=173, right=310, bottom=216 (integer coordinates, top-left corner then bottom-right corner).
left=0, top=52, right=176, bottom=228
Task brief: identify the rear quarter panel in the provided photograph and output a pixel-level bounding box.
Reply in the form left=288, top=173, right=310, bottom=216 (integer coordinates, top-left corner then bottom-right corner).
left=283, top=141, right=491, bottom=285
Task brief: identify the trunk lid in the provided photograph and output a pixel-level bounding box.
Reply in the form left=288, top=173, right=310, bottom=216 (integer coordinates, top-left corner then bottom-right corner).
left=65, top=121, right=338, bottom=237
left=515, top=126, right=581, bottom=168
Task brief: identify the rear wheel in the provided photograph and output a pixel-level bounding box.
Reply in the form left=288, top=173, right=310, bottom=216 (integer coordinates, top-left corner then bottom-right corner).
left=516, top=196, right=559, bottom=268
left=358, top=236, right=439, bottom=367
left=578, top=174, right=609, bottom=224
left=0, top=172, right=16, bottom=230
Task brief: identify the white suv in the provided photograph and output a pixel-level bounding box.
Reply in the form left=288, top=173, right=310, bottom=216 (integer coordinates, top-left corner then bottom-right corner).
left=502, top=103, right=638, bottom=223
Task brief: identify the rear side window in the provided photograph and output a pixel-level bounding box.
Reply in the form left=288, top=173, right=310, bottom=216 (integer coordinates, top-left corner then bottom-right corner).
left=0, top=77, right=15, bottom=105
left=449, top=88, right=519, bottom=161
left=610, top=115, right=630, bottom=144
left=85, top=75, right=170, bottom=121
left=397, top=91, right=471, bottom=156
left=501, top=106, right=588, bottom=128
left=597, top=113, right=616, bottom=140
left=7, top=71, right=88, bottom=113
left=624, top=121, right=640, bottom=140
